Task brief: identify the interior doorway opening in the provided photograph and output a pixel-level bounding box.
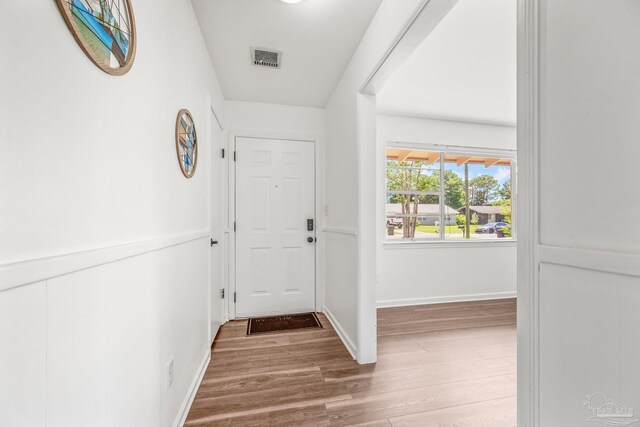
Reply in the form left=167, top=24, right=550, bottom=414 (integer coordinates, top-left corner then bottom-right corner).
left=357, top=0, right=518, bottom=422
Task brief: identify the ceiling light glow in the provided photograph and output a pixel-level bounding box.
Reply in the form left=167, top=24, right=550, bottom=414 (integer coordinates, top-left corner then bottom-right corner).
left=281, top=0, right=303, bottom=3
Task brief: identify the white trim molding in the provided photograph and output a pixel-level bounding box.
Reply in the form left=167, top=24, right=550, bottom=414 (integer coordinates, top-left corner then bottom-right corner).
left=383, top=240, right=517, bottom=249
left=386, top=140, right=517, bottom=159
left=323, top=305, right=357, bottom=360
left=172, top=350, right=211, bottom=427
left=322, top=227, right=358, bottom=237
left=210, top=104, right=224, bottom=132
left=0, top=231, right=210, bottom=293
left=517, top=0, right=540, bottom=425
left=540, top=245, right=640, bottom=279
left=356, top=94, right=378, bottom=365
left=377, top=291, right=517, bottom=309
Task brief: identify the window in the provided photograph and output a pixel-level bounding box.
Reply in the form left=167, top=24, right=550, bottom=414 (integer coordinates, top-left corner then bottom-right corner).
left=385, top=146, right=515, bottom=242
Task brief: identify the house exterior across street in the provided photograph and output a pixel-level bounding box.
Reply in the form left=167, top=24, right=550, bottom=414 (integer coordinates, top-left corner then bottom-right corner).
left=386, top=204, right=458, bottom=226
left=457, top=205, right=506, bottom=225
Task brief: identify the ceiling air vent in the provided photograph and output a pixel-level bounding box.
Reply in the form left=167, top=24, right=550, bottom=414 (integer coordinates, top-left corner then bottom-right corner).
left=251, top=47, right=282, bottom=69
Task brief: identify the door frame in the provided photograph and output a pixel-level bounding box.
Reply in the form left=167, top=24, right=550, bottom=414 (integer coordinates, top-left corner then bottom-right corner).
left=208, top=102, right=225, bottom=343
left=516, top=0, right=540, bottom=425
left=225, top=130, right=325, bottom=320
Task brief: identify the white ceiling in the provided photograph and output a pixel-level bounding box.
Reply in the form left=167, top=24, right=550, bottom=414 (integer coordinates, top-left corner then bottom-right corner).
left=192, top=0, right=383, bottom=108
left=377, top=0, right=516, bottom=126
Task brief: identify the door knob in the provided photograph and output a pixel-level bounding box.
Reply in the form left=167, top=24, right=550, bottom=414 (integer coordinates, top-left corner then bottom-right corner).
left=307, top=237, right=314, bottom=243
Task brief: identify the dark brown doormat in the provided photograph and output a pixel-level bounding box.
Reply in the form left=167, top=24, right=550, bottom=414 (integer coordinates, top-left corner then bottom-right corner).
left=247, top=313, right=323, bottom=335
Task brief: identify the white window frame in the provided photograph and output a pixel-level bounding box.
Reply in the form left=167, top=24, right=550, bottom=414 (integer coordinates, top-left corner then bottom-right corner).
left=384, top=141, right=517, bottom=247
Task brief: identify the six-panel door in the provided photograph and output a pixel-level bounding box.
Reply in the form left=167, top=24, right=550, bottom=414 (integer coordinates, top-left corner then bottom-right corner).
left=235, top=137, right=315, bottom=317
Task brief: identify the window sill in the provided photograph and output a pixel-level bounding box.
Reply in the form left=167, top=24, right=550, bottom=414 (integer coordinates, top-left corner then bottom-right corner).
left=382, top=239, right=517, bottom=249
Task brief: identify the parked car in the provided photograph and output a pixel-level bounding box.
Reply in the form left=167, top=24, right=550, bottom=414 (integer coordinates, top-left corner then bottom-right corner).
left=386, top=218, right=403, bottom=229
left=475, top=222, right=510, bottom=234
left=496, top=222, right=511, bottom=232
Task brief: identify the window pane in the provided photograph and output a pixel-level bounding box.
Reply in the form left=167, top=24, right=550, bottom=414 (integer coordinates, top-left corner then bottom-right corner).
left=385, top=199, right=442, bottom=240
left=386, top=149, right=441, bottom=195
left=386, top=148, right=443, bottom=241
left=443, top=156, right=513, bottom=241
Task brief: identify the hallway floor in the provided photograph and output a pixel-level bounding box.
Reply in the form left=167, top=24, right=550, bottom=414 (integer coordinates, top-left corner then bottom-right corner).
left=185, top=299, right=516, bottom=426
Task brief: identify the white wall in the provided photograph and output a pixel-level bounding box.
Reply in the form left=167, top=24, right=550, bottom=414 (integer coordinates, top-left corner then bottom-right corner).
left=533, top=1, right=640, bottom=424
left=224, top=101, right=325, bottom=136
left=0, top=0, right=224, bottom=425
left=377, top=114, right=517, bottom=150
left=376, top=0, right=517, bottom=126
left=376, top=115, right=517, bottom=306
left=324, top=0, right=426, bottom=363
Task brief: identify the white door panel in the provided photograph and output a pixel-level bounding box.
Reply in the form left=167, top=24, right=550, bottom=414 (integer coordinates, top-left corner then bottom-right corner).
left=235, top=137, right=315, bottom=316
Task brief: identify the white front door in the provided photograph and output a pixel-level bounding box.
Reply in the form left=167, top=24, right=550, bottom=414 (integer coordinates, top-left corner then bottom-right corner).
left=235, top=137, right=316, bottom=317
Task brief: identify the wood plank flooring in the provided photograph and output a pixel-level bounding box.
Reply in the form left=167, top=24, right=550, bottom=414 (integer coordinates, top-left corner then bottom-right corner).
left=185, top=298, right=516, bottom=426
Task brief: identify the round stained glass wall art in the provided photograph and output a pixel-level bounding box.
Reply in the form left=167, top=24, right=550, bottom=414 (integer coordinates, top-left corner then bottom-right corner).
left=175, top=109, right=198, bottom=179
left=56, top=0, right=137, bottom=75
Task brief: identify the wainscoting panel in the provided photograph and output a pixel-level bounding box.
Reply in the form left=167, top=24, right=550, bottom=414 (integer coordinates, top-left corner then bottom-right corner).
left=0, top=282, right=47, bottom=426
left=47, top=265, right=110, bottom=426
left=323, top=231, right=358, bottom=359
left=539, top=263, right=640, bottom=426
left=0, top=234, right=210, bottom=427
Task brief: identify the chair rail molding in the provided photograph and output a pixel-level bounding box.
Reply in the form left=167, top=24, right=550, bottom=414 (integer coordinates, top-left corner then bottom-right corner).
left=0, top=231, right=210, bottom=293
left=539, top=245, right=640, bottom=279
left=322, top=226, right=358, bottom=237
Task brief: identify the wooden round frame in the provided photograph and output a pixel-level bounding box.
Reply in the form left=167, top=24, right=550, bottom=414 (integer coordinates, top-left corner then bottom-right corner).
left=175, top=109, right=198, bottom=179
left=55, top=0, right=137, bottom=76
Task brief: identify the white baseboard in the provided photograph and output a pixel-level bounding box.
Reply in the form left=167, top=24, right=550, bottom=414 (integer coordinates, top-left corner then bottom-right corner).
left=322, top=305, right=357, bottom=360
left=377, top=291, right=517, bottom=308
left=173, top=350, right=211, bottom=427
left=210, top=321, right=222, bottom=346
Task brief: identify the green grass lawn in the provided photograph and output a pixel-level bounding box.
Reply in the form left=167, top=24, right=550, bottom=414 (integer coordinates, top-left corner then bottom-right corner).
left=415, top=225, right=479, bottom=234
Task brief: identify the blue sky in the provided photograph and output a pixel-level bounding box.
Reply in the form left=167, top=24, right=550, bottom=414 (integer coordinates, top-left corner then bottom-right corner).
left=448, top=163, right=511, bottom=185
left=386, top=159, right=512, bottom=186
